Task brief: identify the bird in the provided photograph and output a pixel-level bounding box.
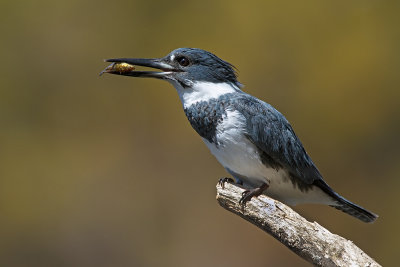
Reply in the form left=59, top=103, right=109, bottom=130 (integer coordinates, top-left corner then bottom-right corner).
left=101, top=48, right=378, bottom=223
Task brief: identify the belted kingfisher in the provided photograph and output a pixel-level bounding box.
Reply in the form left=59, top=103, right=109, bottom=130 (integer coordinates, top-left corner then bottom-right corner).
left=101, top=48, right=378, bottom=223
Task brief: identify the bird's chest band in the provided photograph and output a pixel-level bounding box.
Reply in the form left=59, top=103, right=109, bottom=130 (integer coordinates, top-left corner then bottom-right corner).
left=184, top=100, right=228, bottom=144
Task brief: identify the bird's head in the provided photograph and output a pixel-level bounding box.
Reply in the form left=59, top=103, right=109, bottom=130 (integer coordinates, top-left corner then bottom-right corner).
left=102, top=48, right=243, bottom=106
left=102, top=48, right=241, bottom=89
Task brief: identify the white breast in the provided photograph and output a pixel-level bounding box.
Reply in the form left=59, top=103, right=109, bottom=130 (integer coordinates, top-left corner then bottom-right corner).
left=203, top=110, right=335, bottom=206
left=203, top=110, right=268, bottom=183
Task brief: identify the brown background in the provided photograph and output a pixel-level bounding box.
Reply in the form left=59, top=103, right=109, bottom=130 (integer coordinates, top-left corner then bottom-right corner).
left=1, top=1, right=399, bottom=266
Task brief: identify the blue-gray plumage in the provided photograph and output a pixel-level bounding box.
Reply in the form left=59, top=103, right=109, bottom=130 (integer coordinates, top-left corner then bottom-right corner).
left=102, top=48, right=378, bottom=223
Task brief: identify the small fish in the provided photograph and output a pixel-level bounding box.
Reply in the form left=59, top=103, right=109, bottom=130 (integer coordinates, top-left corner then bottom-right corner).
left=99, top=62, right=135, bottom=76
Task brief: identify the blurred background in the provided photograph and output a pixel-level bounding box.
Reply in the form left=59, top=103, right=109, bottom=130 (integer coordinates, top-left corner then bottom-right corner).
left=0, top=0, right=399, bottom=266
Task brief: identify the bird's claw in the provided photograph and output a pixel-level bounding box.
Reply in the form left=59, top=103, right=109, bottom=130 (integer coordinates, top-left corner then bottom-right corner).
left=218, top=177, right=234, bottom=189
left=238, top=183, right=269, bottom=206
left=239, top=190, right=252, bottom=205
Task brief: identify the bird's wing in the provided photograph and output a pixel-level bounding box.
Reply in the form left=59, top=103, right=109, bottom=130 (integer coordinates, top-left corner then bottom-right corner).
left=232, top=94, right=323, bottom=185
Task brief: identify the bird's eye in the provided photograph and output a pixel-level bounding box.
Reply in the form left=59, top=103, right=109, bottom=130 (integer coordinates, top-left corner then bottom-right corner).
left=176, top=56, right=190, bottom=67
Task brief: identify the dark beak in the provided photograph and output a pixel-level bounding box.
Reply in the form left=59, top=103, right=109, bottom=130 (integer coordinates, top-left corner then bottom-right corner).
left=100, top=58, right=176, bottom=78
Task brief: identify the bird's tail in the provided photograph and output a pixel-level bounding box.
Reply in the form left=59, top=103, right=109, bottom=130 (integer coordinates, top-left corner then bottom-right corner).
left=330, top=196, right=378, bottom=223
left=314, top=179, right=378, bottom=223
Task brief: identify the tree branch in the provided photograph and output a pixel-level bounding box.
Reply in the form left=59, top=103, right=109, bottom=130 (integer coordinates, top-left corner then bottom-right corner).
left=216, top=182, right=380, bottom=267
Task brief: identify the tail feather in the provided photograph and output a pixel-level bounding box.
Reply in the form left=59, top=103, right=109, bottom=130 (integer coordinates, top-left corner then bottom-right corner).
left=313, top=179, right=378, bottom=223
left=330, top=197, right=378, bottom=223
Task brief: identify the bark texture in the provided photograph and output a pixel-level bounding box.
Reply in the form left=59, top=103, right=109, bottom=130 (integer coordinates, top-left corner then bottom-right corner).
left=216, top=182, right=380, bottom=267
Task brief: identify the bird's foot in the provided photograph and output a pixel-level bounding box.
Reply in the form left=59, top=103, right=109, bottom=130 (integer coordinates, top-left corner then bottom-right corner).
left=239, top=183, right=269, bottom=205
left=218, top=177, right=235, bottom=189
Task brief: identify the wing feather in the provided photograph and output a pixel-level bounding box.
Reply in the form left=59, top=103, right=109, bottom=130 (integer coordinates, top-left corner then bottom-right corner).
left=232, top=94, right=323, bottom=185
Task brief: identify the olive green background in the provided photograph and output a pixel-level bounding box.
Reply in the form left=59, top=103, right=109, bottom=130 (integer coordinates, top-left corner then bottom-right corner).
left=1, top=1, right=399, bottom=266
